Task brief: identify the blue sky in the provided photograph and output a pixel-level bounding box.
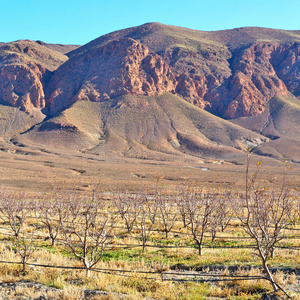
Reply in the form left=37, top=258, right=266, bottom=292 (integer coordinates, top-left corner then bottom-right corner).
left=1, top=0, right=299, bottom=45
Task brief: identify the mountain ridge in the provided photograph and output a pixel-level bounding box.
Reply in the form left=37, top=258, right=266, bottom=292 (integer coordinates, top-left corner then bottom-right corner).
left=48, top=23, right=300, bottom=119
left=68, top=23, right=300, bottom=57
left=0, top=23, right=300, bottom=163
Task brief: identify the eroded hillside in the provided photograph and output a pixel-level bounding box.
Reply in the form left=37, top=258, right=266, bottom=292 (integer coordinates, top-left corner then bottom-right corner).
left=1, top=23, right=300, bottom=162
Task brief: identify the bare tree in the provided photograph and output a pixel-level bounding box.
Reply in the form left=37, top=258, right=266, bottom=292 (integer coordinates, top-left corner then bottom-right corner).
left=211, top=192, right=235, bottom=242
left=0, top=191, right=28, bottom=238
left=210, top=203, right=220, bottom=243
left=137, top=195, right=157, bottom=252
left=113, top=192, right=143, bottom=233
left=36, top=189, right=68, bottom=246
left=236, top=154, right=294, bottom=293
left=288, top=190, right=300, bottom=226
left=180, top=186, right=218, bottom=255
left=219, top=192, right=235, bottom=232
left=175, top=188, right=192, bottom=228
left=60, top=192, right=116, bottom=277
left=156, top=193, right=177, bottom=238
left=0, top=191, right=36, bottom=273
left=13, top=230, right=36, bottom=274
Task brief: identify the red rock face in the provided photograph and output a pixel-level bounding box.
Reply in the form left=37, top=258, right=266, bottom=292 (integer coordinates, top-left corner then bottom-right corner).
left=163, top=42, right=300, bottom=118
left=162, top=46, right=232, bottom=111
left=271, top=42, right=300, bottom=98
left=0, top=63, right=46, bottom=111
left=47, top=39, right=300, bottom=118
left=0, top=40, right=67, bottom=112
left=46, top=38, right=176, bottom=115
left=162, top=42, right=295, bottom=118
left=224, top=43, right=290, bottom=118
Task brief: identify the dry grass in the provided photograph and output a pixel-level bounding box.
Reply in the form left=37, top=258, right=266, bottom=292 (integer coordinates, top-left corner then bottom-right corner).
left=0, top=167, right=299, bottom=299
left=0, top=229, right=298, bottom=300
left=288, top=273, right=297, bottom=284
left=88, top=295, right=118, bottom=300
left=56, top=286, right=84, bottom=300
left=208, top=268, right=270, bottom=298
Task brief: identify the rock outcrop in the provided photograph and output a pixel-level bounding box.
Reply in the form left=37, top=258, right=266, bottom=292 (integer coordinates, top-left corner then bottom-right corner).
left=0, top=40, right=69, bottom=112
left=224, top=43, right=291, bottom=118
left=46, top=38, right=176, bottom=115
left=0, top=63, right=47, bottom=111
left=271, top=42, right=300, bottom=98
left=162, top=42, right=294, bottom=118
left=162, top=45, right=232, bottom=111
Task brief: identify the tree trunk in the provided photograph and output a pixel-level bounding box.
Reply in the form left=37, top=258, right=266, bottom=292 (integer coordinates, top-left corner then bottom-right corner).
left=198, top=243, right=203, bottom=256
left=84, top=260, right=91, bottom=278
left=271, top=247, right=275, bottom=259
left=262, top=259, right=278, bottom=293
left=21, top=258, right=26, bottom=274
left=142, top=238, right=147, bottom=252
left=211, top=231, right=216, bottom=243
left=86, top=268, right=91, bottom=278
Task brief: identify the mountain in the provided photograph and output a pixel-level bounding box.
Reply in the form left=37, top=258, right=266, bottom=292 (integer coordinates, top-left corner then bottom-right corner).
left=232, top=95, right=300, bottom=161
left=0, top=40, right=80, bottom=139
left=45, top=37, right=176, bottom=115
left=64, top=23, right=300, bottom=119
left=15, top=94, right=267, bottom=160
left=35, top=40, right=80, bottom=54
left=0, top=40, right=68, bottom=112
left=1, top=23, right=300, bottom=163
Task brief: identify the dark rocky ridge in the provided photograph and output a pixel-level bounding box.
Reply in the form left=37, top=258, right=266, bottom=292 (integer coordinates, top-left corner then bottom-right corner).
left=46, top=23, right=300, bottom=118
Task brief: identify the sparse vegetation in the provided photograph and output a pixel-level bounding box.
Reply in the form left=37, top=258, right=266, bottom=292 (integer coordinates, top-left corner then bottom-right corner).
left=0, top=157, right=299, bottom=299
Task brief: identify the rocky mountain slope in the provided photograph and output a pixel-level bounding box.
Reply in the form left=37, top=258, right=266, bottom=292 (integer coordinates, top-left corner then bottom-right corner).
left=64, top=23, right=300, bottom=119
left=0, top=40, right=80, bottom=139
left=0, top=40, right=68, bottom=112
left=46, top=37, right=176, bottom=115
left=1, top=23, right=300, bottom=162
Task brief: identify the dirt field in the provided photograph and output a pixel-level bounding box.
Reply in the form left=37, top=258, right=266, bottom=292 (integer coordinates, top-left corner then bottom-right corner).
left=1, top=140, right=300, bottom=195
